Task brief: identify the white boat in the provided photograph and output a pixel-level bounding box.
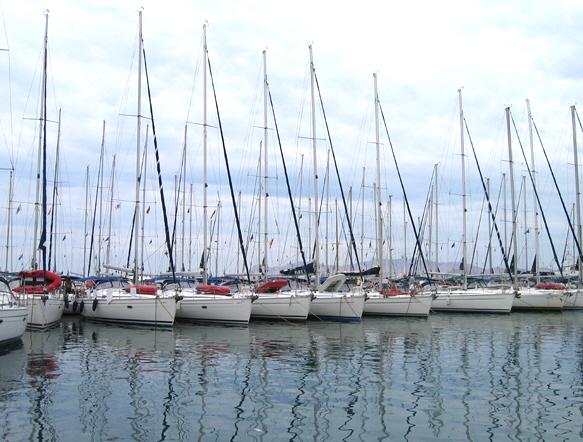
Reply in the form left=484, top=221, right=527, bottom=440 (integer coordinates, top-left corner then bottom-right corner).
left=155, top=278, right=252, bottom=325
left=13, top=270, right=64, bottom=329
left=364, top=288, right=433, bottom=317
left=250, top=279, right=313, bottom=321
left=513, top=284, right=565, bottom=311
left=563, top=288, right=583, bottom=309
left=309, top=274, right=366, bottom=322
left=431, top=286, right=516, bottom=313
left=0, top=276, right=28, bottom=345
left=79, top=277, right=177, bottom=327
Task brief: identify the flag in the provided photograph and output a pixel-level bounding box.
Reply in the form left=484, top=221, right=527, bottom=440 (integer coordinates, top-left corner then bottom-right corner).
left=451, top=243, right=455, bottom=248
left=210, top=210, right=216, bottom=218
left=18, top=254, right=23, bottom=261
left=149, top=239, right=152, bottom=244
left=62, top=235, right=66, bottom=241
left=459, top=257, right=464, bottom=271
left=269, top=238, right=274, bottom=248
left=369, top=241, right=372, bottom=248
left=524, top=229, right=530, bottom=234
left=146, top=206, right=151, bottom=214
left=16, top=204, right=21, bottom=214
left=115, top=203, right=121, bottom=210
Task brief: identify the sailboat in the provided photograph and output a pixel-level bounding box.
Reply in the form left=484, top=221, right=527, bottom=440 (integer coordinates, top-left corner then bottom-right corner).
left=304, top=45, right=365, bottom=321
left=157, top=24, right=253, bottom=325
left=15, top=12, right=64, bottom=328
left=80, top=10, right=177, bottom=326
left=249, top=49, right=312, bottom=321
left=431, top=91, right=515, bottom=313
left=0, top=274, right=28, bottom=345
left=563, top=104, right=583, bottom=309
left=362, top=73, right=433, bottom=317
left=506, top=104, right=564, bottom=311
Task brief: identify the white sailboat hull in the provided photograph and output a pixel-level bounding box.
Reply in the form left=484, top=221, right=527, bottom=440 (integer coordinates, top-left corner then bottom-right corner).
left=81, top=293, right=177, bottom=327
left=251, top=293, right=312, bottom=321
left=364, top=293, right=433, bottom=317
left=563, top=290, right=583, bottom=309
left=432, top=289, right=515, bottom=313
left=27, top=296, right=63, bottom=329
left=0, top=305, right=28, bottom=345
left=176, top=294, right=252, bottom=325
left=513, top=288, right=564, bottom=310
left=309, top=292, right=366, bottom=321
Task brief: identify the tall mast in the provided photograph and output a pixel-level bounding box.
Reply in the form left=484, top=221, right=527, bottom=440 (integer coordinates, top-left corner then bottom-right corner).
left=83, top=166, right=89, bottom=277
left=133, top=9, right=143, bottom=283
left=458, top=89, right=468, bottom=289
left=50, top=108, right=61, bottom=272
left=434, top=164, right=439, bottom=273
left=571, top=105, right=581, bottom=283
left=506, top=107, right=518, bottom=288
left=5, top=171, right=13, bottom=270
left=181, top=124, right=187, bottom=271
left=309, top=44, right=319, bottom=286
left=106, top=154, right=116, bottom=267
left=202, top=23, right=209, bottom=283
left=262, top=49, right=268, bottom=281
left=374, top=73, right=383, bottom=280
left=526, top=100, right=540, bottom=281
left=140, top=130, right=148, bottom=276
left=388, top=194, right=393, bottom=277
left=32, top=11, right=49, bottom=270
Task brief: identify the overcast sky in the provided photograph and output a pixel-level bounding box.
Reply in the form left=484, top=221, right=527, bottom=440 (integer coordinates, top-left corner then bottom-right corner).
left=1, top=0, right=583, bottom=277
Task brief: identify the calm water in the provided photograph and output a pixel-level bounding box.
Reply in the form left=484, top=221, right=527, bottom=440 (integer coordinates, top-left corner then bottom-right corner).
left=1, top=312, right=583, bottom=441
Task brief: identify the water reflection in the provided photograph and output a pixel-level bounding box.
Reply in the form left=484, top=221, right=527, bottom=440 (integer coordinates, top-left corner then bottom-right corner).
left=1, top=314, right=583, bottom=440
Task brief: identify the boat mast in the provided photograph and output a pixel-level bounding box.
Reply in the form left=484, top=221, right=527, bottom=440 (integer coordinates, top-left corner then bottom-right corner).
left=49, top=108, right=61, bottom=272
left=571, top=105, right=582, bottom=283
left=506, top=107, right=519, bottom=289
left=32, top=11, right=49, bottom=270
left=105, top=154, right=116, bottom=268
left=133, top=9, right=143, bottom=283
left=374, top=73, right=383, bottom=281
left=202, top=23, right=209, bottom=284
left=263, top=49, right=268, bottom=282
left=5, top=170, right=13, bottom=270
left=434, top=164, right=439, bottom=273
left=83, top=166, right=89, bottom=277
left=525, top=101, right=539, bottom=279
left=140, top=130, right=148, bottom=276
left=309, top=44, right=319, bottom=287
left=458, top=89, right=468, bottom=289
left=181, top=125, right=187, bottom=271
left=388, top=194, right=393, bottom=276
